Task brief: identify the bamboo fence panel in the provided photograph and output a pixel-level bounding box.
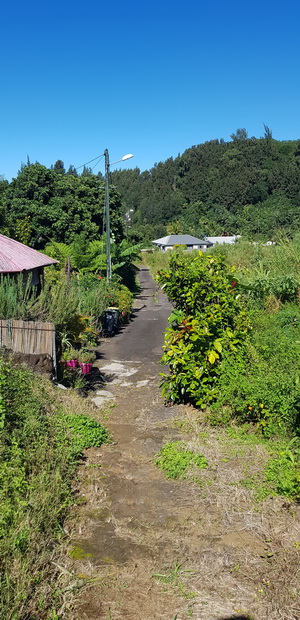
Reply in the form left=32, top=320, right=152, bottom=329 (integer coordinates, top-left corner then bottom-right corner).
left=0, top=320, right=55, bottom=357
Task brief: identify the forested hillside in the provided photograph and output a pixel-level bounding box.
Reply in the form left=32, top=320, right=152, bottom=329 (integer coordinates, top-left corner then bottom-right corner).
left=1, top=128, right=300, bottom=247
left=111, top=128, right=300, bottom=242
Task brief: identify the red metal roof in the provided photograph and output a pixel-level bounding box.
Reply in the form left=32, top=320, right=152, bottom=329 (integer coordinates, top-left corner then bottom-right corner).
left=0, top=234, right=58, bottom=273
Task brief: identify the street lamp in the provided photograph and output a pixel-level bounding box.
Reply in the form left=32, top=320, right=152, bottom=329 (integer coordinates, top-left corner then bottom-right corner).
left=104, top=149, right=134, bottom=281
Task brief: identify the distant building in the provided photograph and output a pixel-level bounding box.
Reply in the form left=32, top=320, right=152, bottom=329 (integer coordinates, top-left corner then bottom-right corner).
left=152, top=234, right=213, bottom=252
left=0, top=234, right=58, bottom=290
left=205, top=235, right=241, bottom=246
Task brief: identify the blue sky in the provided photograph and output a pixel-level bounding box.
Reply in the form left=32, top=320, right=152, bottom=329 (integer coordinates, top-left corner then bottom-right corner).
left=1, top=0, right=299, bottom=180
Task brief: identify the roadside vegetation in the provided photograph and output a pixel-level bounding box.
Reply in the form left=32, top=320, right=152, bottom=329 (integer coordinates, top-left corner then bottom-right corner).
left=0, top=235, right=141, bottom=381
left=0, top=356, right=109, bottom=619
left=147, top=241, right=300, bottom=618
left=150, top=240, right=300, bottom=502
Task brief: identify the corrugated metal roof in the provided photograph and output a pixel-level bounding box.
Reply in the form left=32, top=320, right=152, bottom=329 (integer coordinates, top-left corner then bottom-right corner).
left=152, top=235, right=211, bottom=246
left=0, top=234, right=58, bottom=273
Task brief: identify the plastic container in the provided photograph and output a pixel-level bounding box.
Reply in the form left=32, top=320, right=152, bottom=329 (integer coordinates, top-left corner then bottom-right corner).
left=66, top=359, right=78, bottom=368
left=79, top=362, right=93, bottom=374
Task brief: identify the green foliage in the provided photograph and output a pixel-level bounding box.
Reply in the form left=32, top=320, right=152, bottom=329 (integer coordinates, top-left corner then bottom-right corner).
left=210, top=235, right=300, bottom=288
left=45, top=236, right=140, bottom=292
left=2, top=163, right=124, bottom=247
left=211, top=304, right=300, bottom=435
left=157, top=250, right=249, bottom=406
left=61, top=347, right=79, bottom=361
left=0, top=357, right=109, bottom=618
left=60, top=412, right=110, bottom=456
left=141, top=248, right=170, bottom=276
left=112, top=239, right=141, bottom=291
left=264, top=439, right=300, bottom=500
left=155, top=442, right=208, bottom=479
left=113, top=284, right=134, bottom=320
left=77, top=349, right=96, bottom=363
left=232, top=430, right=300, bottom=501
left=0, top=274, right=34, bottom=319
left=15, top=215, right=32, bottom=245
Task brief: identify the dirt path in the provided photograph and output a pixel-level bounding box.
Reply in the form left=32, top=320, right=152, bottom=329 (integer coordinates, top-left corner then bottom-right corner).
left=67, top=268, right=300, bottom=620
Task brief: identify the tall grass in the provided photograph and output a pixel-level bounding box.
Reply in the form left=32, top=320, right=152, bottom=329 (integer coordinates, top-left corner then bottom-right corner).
left=210, top=235, right=300, bottom=279
left=209, top=237, right=300, bottom=303
left=0, top=275, right=33, bottom=320
left=141, top=249, right=171, bottom=275
left=0, top=272, right=132, bottom=333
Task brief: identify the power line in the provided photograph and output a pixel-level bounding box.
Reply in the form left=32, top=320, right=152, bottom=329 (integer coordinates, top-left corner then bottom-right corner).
left=90, top=155, right=104, bottom=172
left=75, top=154, right=104, bottom=171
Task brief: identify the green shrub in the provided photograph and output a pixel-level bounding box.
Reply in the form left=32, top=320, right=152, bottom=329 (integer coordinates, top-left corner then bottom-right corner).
left=247, top=273, right=299, bottom=302
left=156, top=250, right=250, bottom=406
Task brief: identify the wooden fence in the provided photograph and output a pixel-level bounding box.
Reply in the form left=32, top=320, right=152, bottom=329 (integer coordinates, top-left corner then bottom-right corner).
left=0, top=319, right=56, bottom=373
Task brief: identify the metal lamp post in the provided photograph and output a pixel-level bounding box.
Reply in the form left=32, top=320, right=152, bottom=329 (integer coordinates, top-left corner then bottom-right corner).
left=104, top=150, right=133, bottom=281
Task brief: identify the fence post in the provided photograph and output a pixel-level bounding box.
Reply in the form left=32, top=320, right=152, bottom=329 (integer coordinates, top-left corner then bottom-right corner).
left=52, top=326, right=57, bottom=380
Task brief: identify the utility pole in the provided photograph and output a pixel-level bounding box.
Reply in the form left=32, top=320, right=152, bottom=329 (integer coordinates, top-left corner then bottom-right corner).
left=104, top=149, right=112, bottom=281
left=104, top=150, right=133, bottom=282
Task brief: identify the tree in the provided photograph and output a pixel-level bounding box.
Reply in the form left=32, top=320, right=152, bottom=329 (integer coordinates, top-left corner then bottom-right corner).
left=166, top=220, right=184, bottom=234
left=53, top=160, right=65, bottom=174
left=263, top=124, right=273, bottom=141
left=230, top=128, right=248, bottom=141
left=67, top=165, right=78, bottom=177
left=2, top=164, right=125, bottom=247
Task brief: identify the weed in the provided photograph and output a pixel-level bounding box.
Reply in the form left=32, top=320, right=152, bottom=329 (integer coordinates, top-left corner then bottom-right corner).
left=153, top=562, right=196, bottom=599
left=155, top=442, right=208, bottom=479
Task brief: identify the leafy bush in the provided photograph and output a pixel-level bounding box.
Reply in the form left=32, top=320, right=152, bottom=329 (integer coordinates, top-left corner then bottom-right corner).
left=113, top=284, right=134, bottom=320
left=156, top=250, right=249, bottom=406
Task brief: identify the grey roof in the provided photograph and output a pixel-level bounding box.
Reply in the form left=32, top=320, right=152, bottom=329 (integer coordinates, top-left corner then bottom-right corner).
left=152, top=235, right=211, bottom=246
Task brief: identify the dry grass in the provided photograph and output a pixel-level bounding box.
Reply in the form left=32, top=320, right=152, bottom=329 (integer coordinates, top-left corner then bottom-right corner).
left=167, top=408, right=300, bottom=620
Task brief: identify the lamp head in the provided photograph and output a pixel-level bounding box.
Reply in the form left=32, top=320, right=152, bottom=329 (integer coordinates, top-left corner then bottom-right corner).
left=121, top=154, right=134, bottom=161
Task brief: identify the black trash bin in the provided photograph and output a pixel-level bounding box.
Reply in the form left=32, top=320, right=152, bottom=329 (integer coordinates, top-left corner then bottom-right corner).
left=103, top=307, right=119, bottom=336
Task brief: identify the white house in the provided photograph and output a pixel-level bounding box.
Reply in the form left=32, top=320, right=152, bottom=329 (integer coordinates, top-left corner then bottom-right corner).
left=204, top=235, right=241, bottom=246
left=152, top=235, right=213, bottom=252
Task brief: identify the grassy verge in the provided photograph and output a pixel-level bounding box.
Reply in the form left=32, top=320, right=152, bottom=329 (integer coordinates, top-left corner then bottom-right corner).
left=155, top=408, right=300, bottom=619
left=0, top=356, right=110, bottom=619
left=141, top=248, right=171, bottom=276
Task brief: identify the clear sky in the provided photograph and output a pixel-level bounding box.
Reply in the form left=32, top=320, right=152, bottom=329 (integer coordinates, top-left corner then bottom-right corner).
left=1, top=0, right=299, bottom=180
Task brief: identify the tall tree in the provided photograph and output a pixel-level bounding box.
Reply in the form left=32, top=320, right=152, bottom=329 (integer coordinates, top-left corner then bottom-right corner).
left=53, top=160, right=65, bottom=174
